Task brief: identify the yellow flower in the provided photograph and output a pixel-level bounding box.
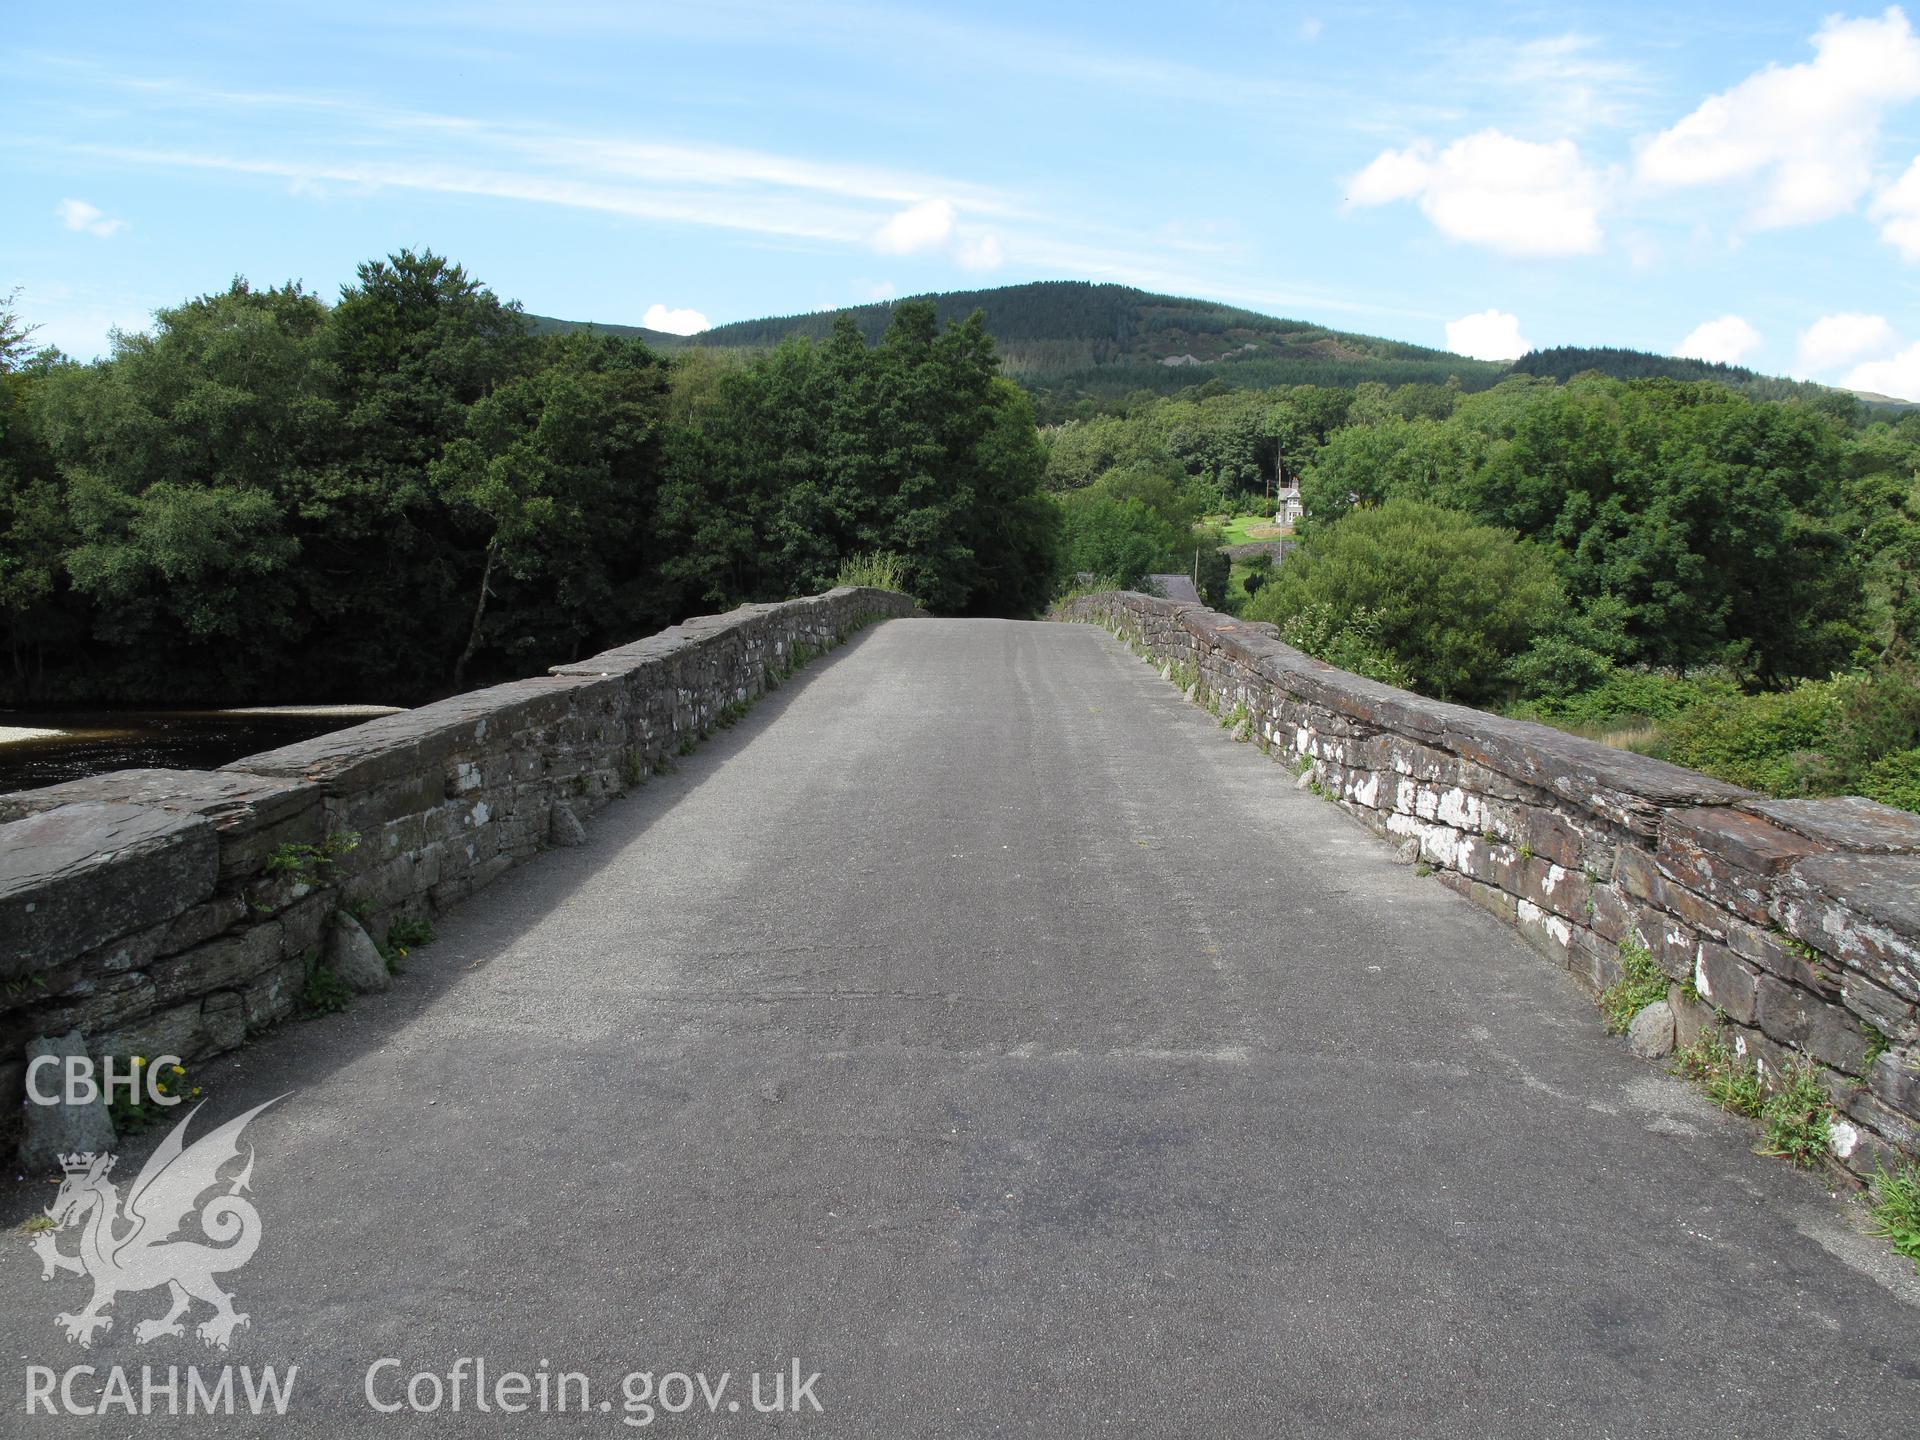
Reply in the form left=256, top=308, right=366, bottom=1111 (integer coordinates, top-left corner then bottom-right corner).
left=133, top=1056, right=146, bottom=1066
left=172, top=1065, right=185, bottom=1075
left=156, top=1083, right=168, bottom=1095
left=191, top=1087, right=202, bottom=1097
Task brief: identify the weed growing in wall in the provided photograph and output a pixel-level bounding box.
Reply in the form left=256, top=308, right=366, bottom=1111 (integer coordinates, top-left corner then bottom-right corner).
left=1864, top=1024, right=1891, bottom=1066
left=1599, top=937, right=1668, bottom=1035
left=265, top=831, right=360, bottom=884
left=1757, top=1060, right=1834, bottom=1168
left=1672, top=1026, right=1766, bottom=1117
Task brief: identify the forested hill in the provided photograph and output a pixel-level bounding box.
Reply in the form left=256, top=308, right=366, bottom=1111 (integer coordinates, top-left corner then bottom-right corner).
left=524, top=313, right=685, bottom=349
left=1509, top=345, right=1882, bottom=407
left=534, top=284, right=1914, bottom=414
left=530, top=281, right=1509, bottom=401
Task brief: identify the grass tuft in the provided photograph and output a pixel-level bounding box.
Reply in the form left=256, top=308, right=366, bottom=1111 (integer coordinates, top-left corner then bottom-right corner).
left=1756, top=1059, right=1834, bottom=1168
left=1599, top=937, right=1668, bottom=1035
left=1673, top=1026, right=1766, bottom=1117
left=1868, top=1162, right=1920, bottom=1273
left=833, top=550, right=914, bottom=599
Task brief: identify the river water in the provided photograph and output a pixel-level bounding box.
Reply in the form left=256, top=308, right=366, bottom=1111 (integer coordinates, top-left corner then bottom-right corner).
left=0, top=706, right=404, bottom=793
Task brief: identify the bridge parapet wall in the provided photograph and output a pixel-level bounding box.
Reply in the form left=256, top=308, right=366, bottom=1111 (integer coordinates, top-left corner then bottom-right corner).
left=0, top=588, right=914, bottom=1144
left=1061, top=591, right=1920, bottom=1174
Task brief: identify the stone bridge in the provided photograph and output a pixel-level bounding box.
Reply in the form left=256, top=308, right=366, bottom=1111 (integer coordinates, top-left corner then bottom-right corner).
left=1, top=590, right=1916, bottom=1435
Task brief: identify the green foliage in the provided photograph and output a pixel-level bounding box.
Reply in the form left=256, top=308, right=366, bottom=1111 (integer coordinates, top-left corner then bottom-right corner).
left=0, top=267, right=1058, bottom=705
left=1860, top=749, right=1920, bottom=811
left=1648, top=682, right=1844, bottom=795
left=834, top=549, right=912, bottom=596
left=1297, top=376, right=1869, bottom=683
left=1246, top=498, right=1561, bottom=701
left=299, top=964, right=354, bottom=1016
left=378, top=914, right=434, bottom=973
left=1511, top=665, right=1743, bottom=729
left=107, top=1057, right=200, bottom=1134
left=652, top=281, right=1501, bottom=412
left=1599, top=937, right=1669, bottom=1035
left=1868, top=1162, right=1920, bottom=1272
left=1056, top=486, right=1190, bottom=590
left=388, top=915, right=434, bottom=948
left=1194, top=546, right=1230, bottom=608
left=1672, top=1027, right=1765, bottom=1117
left=1269, top=603, right=1414, bottom=688
left=1507, top=345, right=1849, bottom=406
left=655, top=308, right=1058, bottom=619
left=264, top=831, right=360, bottom=882
left=1863, top=1025, right=1892, bottom=1067
left=1804, top=652, right=1920, bottom=793
left=1757, top=1061, right=1834, bottom=1168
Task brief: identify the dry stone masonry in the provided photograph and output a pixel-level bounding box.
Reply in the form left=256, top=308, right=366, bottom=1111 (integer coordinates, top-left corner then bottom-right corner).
left=1060, top=590, right=1920, bottom=1177
left=0, top=588, right=914, bottom=1157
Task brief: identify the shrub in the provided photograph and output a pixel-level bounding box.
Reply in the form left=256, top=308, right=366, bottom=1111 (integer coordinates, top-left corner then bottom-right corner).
left=1272, top=603, right=1413, bottom=689
left=1859, top=748, right=1920, bottom=812
left=1647, top=680, right=1843, bottom=796
left=1513, top=665, right=1743, bottom=730
left=1056, top=491, right=1188, bottom=591
left=1245, top=497, right=1563, bottom=702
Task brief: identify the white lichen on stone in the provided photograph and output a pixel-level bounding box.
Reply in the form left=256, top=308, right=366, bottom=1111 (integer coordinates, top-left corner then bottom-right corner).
left=1827, top=1116, right=1860, bottom=1159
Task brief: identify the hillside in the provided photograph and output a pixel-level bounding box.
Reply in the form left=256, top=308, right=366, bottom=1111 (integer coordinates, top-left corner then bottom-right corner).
left=1511, top=345, right=1914, bottom=411
left=529, top=281, right=1508, bottom=400
left=528, top=285, right=1913, bottom=412
left=524, top=312, right=686, bottom=349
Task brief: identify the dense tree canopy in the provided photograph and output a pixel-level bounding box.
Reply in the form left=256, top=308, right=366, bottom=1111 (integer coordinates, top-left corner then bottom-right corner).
left=0, top=260, right=1060, bottom=704
left=1295, top=376, right=1871, bottom=681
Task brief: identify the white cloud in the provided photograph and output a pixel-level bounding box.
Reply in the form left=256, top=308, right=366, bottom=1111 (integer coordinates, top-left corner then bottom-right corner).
left=1676, top=315, right=1762, bottom=365
left=1346, top=129, right=1603, bottom=256
left=1872, top=155, right=1920, bottom=259
left=1445, top=309, right=1531, bottom=361
left=1636, top=7, right=1920, bottom=228
left=953, top=231, right=1005, bottom=271
left=1300, top=17, right=1324, bottom=41
left=641, top=303, right=709, bottom=335
left=55, top=197, right=125, bottom=237
left=1494, top=33, right=1653, bottom=134
left=1845, top=342, right=1920, bottom=401
left=872, top=198, right=956, bottom=255
left=1797, top=313, right=1899, bottom=374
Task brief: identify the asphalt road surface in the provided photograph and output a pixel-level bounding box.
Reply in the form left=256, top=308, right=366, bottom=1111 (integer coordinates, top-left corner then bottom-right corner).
left=5, top=618, right=1917, bottom=1437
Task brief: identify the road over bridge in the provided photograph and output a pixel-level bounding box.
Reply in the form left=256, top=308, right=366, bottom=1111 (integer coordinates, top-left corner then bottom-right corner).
left=4, top=617, right=1917, bottom=1436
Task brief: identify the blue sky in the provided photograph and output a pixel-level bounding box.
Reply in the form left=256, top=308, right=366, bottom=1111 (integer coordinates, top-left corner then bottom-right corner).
left=11, top=2, right=1920, bottom=397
